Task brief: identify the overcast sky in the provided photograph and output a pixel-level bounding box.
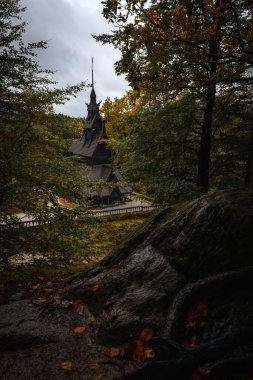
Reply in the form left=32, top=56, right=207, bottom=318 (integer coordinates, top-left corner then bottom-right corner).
left=21, top=0, right=129, bottom=117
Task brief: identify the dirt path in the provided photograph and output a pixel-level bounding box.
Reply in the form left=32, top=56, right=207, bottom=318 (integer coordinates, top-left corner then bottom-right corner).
left=0, top=291, right=137, bottom=380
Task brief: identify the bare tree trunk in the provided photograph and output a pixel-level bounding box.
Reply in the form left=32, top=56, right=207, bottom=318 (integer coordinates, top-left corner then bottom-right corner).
left=196, top=83, right=216, bottom=192
left=196, top=0, right=222, bottom=193
left=245, top=122, right=253, bottom=188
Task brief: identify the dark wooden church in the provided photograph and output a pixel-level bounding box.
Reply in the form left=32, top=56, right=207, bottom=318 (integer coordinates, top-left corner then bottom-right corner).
left=69, top=65, right=128, bottom=205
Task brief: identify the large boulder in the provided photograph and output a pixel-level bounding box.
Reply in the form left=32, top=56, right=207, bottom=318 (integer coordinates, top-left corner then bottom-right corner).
left=63, top=190, right=253, bottom=344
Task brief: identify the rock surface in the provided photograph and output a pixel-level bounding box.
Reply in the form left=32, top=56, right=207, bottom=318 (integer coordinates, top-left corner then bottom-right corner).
left=63, top=190, right=253, bottom=344
left=0, top=298, right=130, bottom=380
left=1, top=189, right=253, bottom=380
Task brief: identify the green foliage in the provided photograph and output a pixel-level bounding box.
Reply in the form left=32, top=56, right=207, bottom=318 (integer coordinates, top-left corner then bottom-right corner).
left=106, top=95, right=200, bottom=203
left=97, top=0, right=253, bottom=192
left=101, top=89, right=253, bottom=203
left=0, top=1, right=97, bottom=268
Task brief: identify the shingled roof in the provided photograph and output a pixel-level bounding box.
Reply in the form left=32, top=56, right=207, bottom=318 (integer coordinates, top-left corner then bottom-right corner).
left=69, top=63, right=130, bottom=203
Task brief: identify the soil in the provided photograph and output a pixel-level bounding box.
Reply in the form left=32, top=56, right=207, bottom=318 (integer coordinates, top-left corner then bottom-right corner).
left=0, top=282, right=138, bottom=380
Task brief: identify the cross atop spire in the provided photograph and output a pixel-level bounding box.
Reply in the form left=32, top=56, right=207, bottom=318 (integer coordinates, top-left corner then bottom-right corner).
left=92, top=57, right=94, bottom=88
left=87, top=57, right=98, bottom=117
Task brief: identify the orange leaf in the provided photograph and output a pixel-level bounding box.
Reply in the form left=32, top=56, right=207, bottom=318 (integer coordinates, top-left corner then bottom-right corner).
left=32, top=297, right=48, bottom=305
left=184, top=335, right=197, bottom=348
left=72, top=299, right=85, bottom=315
left=185, top=300, right=208, bottom=329
left=44, top=288, right=53, bottom=293
left=139, top=327, right=153, bottom=344
left=98, top=138, right=108, bottom=144
left=92, top=284, right=102, bottom=292
left=191, top=371, right=202, bottom=380
left=104, top=346, right=121, bottom=358
left=59, top=198, right=76, bottom=208
left=60, top=360, right=73, bottom=371
left=197, top=363, right=211, bottom=375
left=191, top=363, right=211, bottom=379
left=87, top=362, right=100, bottom=370
left=73, top=326, right=86, bottom=334
left=133, top=340, right=144, bottom=362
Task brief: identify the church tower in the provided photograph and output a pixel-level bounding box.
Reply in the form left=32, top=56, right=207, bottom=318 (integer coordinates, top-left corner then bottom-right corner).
left=69, top=59, right=127, bottom=204
left=70, top=59, right=111, bottom=165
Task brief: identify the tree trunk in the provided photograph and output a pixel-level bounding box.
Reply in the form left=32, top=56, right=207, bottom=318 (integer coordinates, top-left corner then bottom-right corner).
left=196, top=0, right=222, bottom=193
left=245, top=122, right=253, bottom=188
left=196, top=83, right=216, bottom=192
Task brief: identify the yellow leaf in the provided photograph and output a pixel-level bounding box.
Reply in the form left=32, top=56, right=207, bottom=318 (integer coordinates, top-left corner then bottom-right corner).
left=73, top=326, right=86, bottom=334
left=87, top=362, right=100, bottom=370
left=60, top=360, right=73, bottom=371
left=144, top=347, right=155, bottom=359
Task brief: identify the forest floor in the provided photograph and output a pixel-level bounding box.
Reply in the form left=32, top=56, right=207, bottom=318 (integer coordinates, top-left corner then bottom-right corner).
left=0, top=214, right=147, bottom=380
left=0, top=277, right=140, bottom=380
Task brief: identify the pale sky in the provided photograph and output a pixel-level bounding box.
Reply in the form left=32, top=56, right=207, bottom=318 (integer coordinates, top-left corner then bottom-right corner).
left=21, top=0, right=129, bottom=117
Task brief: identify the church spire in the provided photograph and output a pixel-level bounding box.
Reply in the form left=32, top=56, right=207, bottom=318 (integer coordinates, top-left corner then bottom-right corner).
left=90, top=57, right=97, bottom=105
left=86, top=57, right=99, bottom=121
left=92, top=56, right=94, bottom=88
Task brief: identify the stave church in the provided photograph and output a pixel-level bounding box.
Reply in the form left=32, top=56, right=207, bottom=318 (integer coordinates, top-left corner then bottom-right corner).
left=69, top=63, right=129, bottom=205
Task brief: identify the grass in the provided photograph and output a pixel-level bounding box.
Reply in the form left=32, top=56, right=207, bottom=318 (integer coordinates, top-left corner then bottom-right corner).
left=1, top=214, right=146, bottom=286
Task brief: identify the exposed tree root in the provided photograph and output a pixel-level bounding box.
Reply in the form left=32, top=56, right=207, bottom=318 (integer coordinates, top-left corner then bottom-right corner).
left=120, top=268, right=253, bottom=379
left=164, top=267, right=253, bottom=339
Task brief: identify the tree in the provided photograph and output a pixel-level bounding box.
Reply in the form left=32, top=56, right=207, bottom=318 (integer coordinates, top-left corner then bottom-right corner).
left=0, top=0, right=97, bottom=267
left=104, top=94, right=201, bottom=203
left=100, top=90, right=140, bottom=141
left=96, top=0, right=253, bottom=193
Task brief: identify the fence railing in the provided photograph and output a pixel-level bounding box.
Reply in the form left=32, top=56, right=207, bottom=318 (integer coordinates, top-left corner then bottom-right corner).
left=1, top=205, right=158, bottom=230
left=92, top=205, right=157, bottom=217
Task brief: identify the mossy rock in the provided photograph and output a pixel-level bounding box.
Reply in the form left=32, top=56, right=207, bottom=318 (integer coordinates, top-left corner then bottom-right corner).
left=63, top=190, right=253, bottom=344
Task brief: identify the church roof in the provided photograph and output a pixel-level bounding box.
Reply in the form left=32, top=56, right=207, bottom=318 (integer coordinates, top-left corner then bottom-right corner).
left=69, top=120, right=106, bottom=158
left=88, top=165, right=112, bottom=181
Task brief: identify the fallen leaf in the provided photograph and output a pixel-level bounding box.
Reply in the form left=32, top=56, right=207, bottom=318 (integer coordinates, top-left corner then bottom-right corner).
left=139, top=327, right=153, bottom=344
left=111, top=264, right=119, bottom=269
left=73, top=326, right=86, bottom=334
left=184, top=335, right=197, bottom=348
left=53, top=294, right=61, bottom=304
left=32, top=297, right=48, bottom=305
left=92, top=284, right=102, bottom=292
left=61, top=300, right=74, bottom=308
left=87, top=362, right=100, bottom=370
left=44, top=288, right=53, bottom=293
left=133, top=340, right=144, bottom=362
left=94, top=374, right=103, bottom=380
left=191, top=363, right=211, bottom=379
left=191, top=371, right=202, bottom=380
left=104, top=346, right=121, bottom=358
left=197, top=363, right=211, bottom=375
left=47, top=281, right=53, bottom=287
left=122, top=340, right=136, bottom=358
left=144, top=347, right=155, bottom=359
left=31, top=284, right=40, bottom=291
left=186, top=300, right=209, bottom=329
left=60, top=360, right=73, bottom=371
left=72, top=299, right=85, bottom=315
